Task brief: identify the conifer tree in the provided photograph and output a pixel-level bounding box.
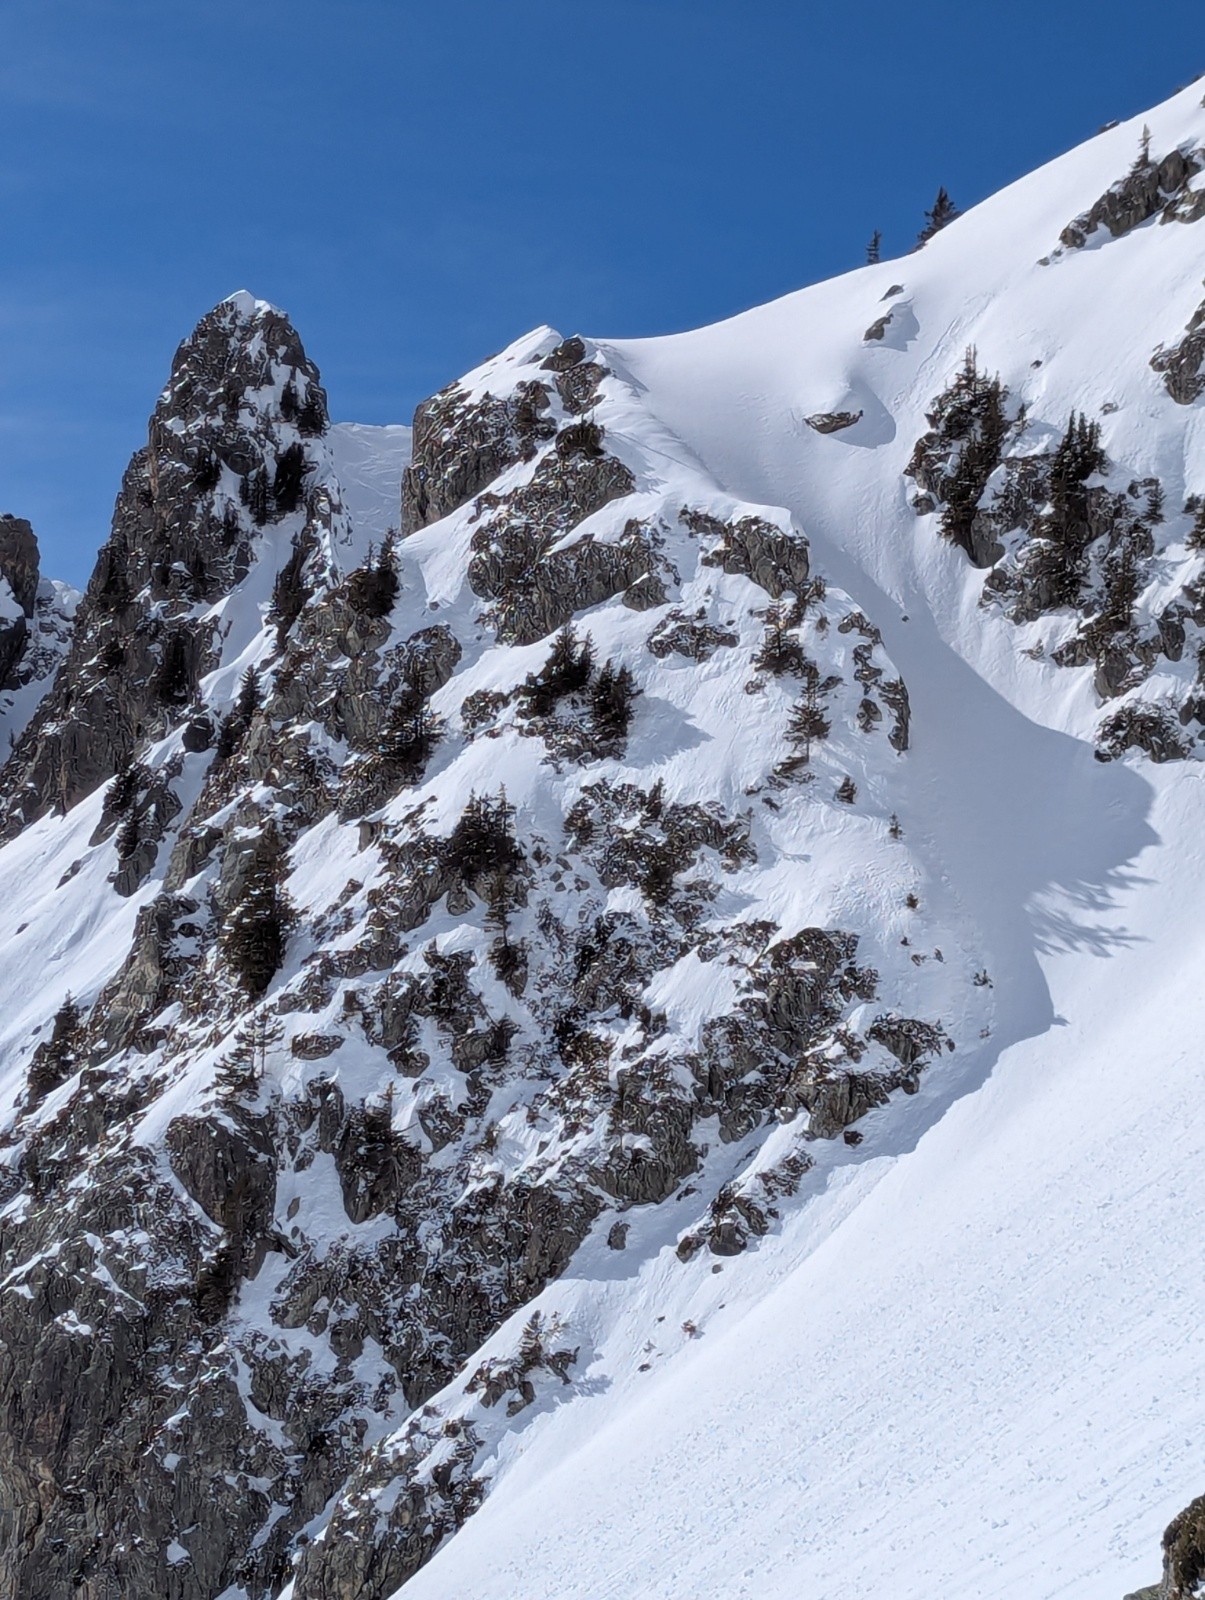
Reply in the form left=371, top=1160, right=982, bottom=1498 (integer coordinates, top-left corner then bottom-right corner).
left=1186, top=498, right=1205, bottom=553
left=518, top=624, right=595, bottom=719
left=221, top=824, right=293, bottom=997
left=154, top=630, right=193, bottom=706
left=1047, top=412, right=1105, bottom=549
left=297, top=387, right=326, bottom=437
left=26, top=995, right=84, bottom=1104
left=115, top=810, right=142, bottom=862
left=866, top=229, right=882, bottom=265
left=589, top=661, right=638, bottom=748
left=448, top=791, right=524, bottom=889
left=916, top=187, right=960, bottom=248
left=785, top=662, right=832, bottom=764
left=753, top=607, right=809, bottom=677
left=272, top=443, right=308, bottom=515
left=216, top=666, right=262, bottom=761
left=1101, top=542, right=1140, bottom=633
left=380, top=694, right=440, bottom=782
left=240, top=466, right=271, bottom=526
left=107, top=761, right=141, bottom=816
left=237, top=666, right=261, bottom=722
left=1146, top=480, right=1165, bottom=525
left=348, top=532, right=400, bottom=617
left=191, top=447, right=221, bottom=495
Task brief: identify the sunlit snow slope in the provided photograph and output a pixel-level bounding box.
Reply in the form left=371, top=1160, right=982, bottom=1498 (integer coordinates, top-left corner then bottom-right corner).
left=394, top=79, right=1205, bottom=1600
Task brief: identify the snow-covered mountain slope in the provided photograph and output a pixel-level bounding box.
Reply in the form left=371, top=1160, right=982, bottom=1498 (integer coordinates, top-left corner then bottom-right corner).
left=0, top=74, right=1204, bottom=1600
left=392, top=78, right=1205, bottom=1600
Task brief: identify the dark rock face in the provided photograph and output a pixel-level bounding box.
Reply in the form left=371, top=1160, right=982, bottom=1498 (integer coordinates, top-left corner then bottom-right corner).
left=469, top=447, right=644, bottom=644
left=0, top=516, right=39, bottom=688
left=805, top=410, right=863, bottom=434
left=0, top=515, right=40, bottom=617
left=1060, top=144, right=1205, bottom=248
left=0, top=519, right=76, bottom=746
left=0, top=293, right=329, bottom=837
left=1152, top=286, right=1205, bottom=404
left=682, top=506, right=811, bottom=598
left=400, top=379, right=554, bottom=535
left=1124, top=1491, right=1205, bottom=1599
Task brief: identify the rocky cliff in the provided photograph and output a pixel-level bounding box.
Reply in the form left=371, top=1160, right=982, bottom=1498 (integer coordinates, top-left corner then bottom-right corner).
left=0, top=296, right=978, bottom=1599
left=0, top=513, right=78, bottom=757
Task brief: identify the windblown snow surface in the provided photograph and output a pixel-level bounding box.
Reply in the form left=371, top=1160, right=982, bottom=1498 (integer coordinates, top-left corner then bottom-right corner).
left=384, top=82, right=1205, bottom=1600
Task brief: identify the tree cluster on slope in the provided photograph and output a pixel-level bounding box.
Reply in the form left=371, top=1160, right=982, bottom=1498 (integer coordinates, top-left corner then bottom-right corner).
left=347, top=535, right=401, bottom=619
left=25, top=995, right=84, bottom=1106
left=220, top=822, right=294, bottom=997
left=517, top=623, right=638, bottom=755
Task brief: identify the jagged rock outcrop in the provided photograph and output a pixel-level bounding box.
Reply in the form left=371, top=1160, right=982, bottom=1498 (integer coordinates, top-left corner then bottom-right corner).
left=1125, top=1492, right=1205, bottom=1599
left=0, top=303, right=975, bottom=1600
left=1059, top=142, right=1205, bottom=249
left=805, top=410, right=863, bottom=434
left=1152, top=284, right=1205, bottom=403
left=0, top=515, right=39, bottom=621
left=0, top=292, right=332, bottom=836
left=0, top=516, right=78, bottom=754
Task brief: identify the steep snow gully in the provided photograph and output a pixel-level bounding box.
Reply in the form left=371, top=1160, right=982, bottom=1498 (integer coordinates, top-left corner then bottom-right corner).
left=2, top=73, right=1205, bottom=1600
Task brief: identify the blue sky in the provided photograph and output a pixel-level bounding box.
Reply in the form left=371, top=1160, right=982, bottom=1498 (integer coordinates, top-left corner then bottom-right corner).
left=2, top=0, right=1201, bottom=583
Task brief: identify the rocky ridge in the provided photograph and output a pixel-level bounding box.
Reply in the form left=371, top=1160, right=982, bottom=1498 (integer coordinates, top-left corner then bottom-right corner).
left=0, top=514, right=77, bottom=756
left=0, top=300, right=985, bottom=1600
